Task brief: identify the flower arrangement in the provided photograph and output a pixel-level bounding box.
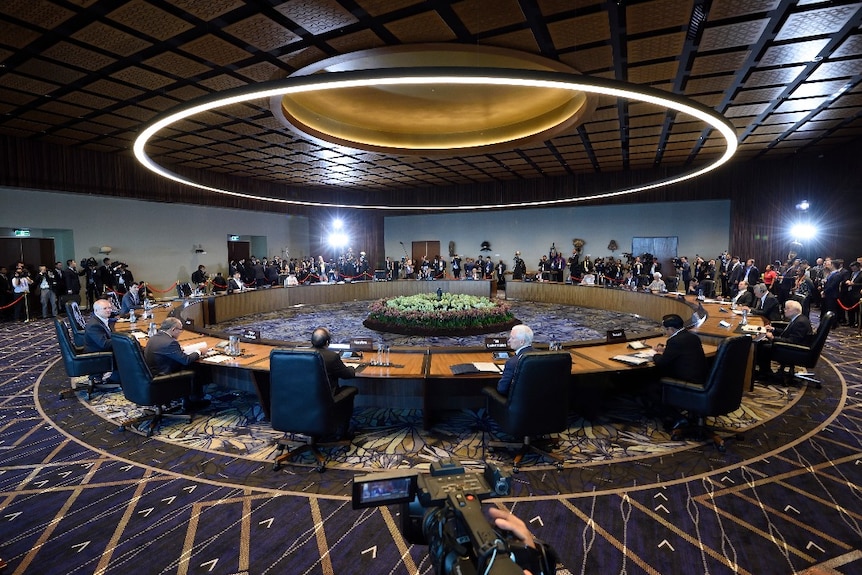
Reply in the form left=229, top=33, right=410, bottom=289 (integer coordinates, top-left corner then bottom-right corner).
left=364, top=293, right=518, bottom=336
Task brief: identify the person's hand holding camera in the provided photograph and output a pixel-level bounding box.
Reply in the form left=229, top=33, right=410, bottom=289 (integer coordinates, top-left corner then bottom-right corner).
left=488, top=507, right=535, bottom=550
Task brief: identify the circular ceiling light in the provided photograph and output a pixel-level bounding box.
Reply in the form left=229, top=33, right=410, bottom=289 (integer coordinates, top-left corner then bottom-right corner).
left=134, top=67, right=738, bottom=212
left=273, top=45, right=595, bottom=154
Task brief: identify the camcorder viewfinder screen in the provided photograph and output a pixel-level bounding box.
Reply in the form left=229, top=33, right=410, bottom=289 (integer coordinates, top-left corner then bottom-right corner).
left=352, top=472, right=416, bottom=509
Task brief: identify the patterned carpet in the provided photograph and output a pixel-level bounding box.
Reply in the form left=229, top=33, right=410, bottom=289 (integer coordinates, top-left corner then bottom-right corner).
left=2, top=306, right=860, bottom=574
left=70, top=300, right=797, bottom=473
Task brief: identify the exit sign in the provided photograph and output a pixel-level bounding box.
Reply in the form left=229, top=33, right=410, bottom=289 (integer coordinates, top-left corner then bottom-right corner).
left=229, top=235, right=240, bottom=241
left=14, top=229, right=30, bottom=237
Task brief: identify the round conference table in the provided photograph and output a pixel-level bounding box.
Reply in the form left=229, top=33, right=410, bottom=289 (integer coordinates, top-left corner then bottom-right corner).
left=119, top=280, right=759, bottom=428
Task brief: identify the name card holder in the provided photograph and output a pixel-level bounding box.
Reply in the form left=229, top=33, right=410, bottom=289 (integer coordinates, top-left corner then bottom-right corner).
left=606, top=329, right=626, bottom=343
left=484, top=337, right=509, bottom=350
left=242, top=329, right=260, bottom=340
left=350, top=338, right=374, bottom=352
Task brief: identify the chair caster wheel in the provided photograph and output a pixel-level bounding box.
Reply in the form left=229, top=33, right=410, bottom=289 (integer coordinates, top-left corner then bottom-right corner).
left=717, top=443, right=726, bottom=453
left=272, top=462, right=281, bottom=471
left=315, top=465, right=326, bottom=473
left=512, top=467, right=519, bottom=474
left=118, top=425, right=126, bottom=432
left=556, top=463, right=564, bottom=471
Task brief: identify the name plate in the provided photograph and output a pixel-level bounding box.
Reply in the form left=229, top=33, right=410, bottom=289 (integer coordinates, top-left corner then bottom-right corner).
left=606, top=329, right=626, bottom=343
left=241, top=329, right=260, bottom=340
left=183, top=318, right=194, bottom=327
left=350, top=337, right=374, bottom=351
left=484, top=337, right=509, bottom=350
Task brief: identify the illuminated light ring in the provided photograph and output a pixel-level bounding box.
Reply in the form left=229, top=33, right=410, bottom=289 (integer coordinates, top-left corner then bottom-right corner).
left=133, top=67, right=738, bottom=211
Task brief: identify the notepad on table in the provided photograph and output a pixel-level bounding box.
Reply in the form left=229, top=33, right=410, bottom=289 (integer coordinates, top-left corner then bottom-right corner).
left=450, top=362, right=503, bottom=375
left=611, top=354, right=651, bottom=366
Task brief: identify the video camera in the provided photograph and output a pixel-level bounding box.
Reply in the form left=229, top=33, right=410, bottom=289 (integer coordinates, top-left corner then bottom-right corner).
left=352, top=458, right=554, bottom=575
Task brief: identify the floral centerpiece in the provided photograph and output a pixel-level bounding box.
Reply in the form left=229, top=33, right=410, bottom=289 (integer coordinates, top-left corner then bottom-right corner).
left=363, top=293, right=518, bottom=336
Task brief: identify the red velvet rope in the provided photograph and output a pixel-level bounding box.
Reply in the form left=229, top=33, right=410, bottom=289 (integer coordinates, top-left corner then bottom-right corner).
left=0, top=294, right=26, bottom=310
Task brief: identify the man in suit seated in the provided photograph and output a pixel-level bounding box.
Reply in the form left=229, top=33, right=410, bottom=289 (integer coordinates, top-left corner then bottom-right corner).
left=754, top=299, right=812, bottom=380
left=84, top=298, right=121, bottom=383
left=310, top=327, right=355, bottom=394
left=144, top=317, right=210, bottom=410
left=746, top=282, right=782, bottom=321
left=730, top=280, right=755, bottom=308
left=649, top=314, right=708, bottom=430
left=496, top=324, right=534, bottom=395
left=119, top=282, right=144, bottom=317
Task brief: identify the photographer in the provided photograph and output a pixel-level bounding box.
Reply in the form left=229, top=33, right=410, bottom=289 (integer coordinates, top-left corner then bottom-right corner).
left=11, top=263, right=33, bottom=321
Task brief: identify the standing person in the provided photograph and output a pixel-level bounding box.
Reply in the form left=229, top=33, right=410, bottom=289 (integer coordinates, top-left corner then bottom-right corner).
left=310, top=327, right=355, bottom=394
left=451, top=254, right=461, bottom=279
left=0, top=266, right=11, bottom=322
left=741, top=258, right=760, bottom=287
left=191, top=265, right=208, bottom=290
left=144, top=317, right=210, bottom=410
left=84, top=258, right=100, bottom=310
left=35, top=264, right=60, bottom=319
left=496, top=324, right=534, bottom=395
left=842, top=261, right=862, bottom=327
left=821, top=259, right=844, bottom=322
left=10, top=264, right=33, bottom=322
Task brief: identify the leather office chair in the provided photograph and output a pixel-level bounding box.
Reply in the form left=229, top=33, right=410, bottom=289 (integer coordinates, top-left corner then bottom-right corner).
left=481, top=351, right=572, bottom=473
left=110, top=333, right=193, bottom=437
left=269, top=349, right=358, bottom=472
left=54, top=318, right=116, bottom=400
left=771, top=311, right=836, bottom=389
left=65, top=301, right=87, bottom=349
left=661, top=335, right=752, bottom=452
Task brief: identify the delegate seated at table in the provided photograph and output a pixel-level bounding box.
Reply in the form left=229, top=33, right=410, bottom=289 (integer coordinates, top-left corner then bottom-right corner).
left=496, top=324, right=534, bottom=395
left=144, top=317, right=210, bottom=409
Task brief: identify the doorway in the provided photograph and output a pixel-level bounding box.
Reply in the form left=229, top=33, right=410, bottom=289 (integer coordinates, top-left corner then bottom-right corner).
left=411, top=240, right=440, bottom=266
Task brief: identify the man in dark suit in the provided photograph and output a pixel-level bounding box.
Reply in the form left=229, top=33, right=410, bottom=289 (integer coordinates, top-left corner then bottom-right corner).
left=84, top=298, right=120, bottom=383
left=842, top=261, right=861, bottom=327
left=731, top=280, right=755, bottom=308
left=144, top=317, right=210, bottom=409
left=496, top=324, right=534, bottom=395
left=119, top=282, right=143, bottom=317
left=311, top=327, right=355, bottom=393
left=748, top=283, right=782, bottom=321
left=755, top=300, right=812, bottom=378
left=652, top=314, right=707, bottom=384
left=741, top=258, right=761, bottom=287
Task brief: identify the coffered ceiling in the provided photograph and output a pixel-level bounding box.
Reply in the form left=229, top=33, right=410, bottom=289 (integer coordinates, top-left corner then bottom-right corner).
left=1, top=0, right=860, bottom=203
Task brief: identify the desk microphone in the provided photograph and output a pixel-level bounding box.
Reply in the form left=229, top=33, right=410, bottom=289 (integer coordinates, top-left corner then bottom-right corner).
left=719, top=307, right=728, bottom=313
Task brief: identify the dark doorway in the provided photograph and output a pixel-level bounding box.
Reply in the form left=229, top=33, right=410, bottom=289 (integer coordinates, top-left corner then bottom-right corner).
left=411, top=240, right=440, bottom=266
left=227, top=241, right=250, bottom=267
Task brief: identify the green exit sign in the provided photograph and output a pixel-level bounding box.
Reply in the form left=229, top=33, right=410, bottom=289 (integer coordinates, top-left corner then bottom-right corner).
left=229, top=235, right=241, bottom=241
left=14, top=229, right=30, bottom=237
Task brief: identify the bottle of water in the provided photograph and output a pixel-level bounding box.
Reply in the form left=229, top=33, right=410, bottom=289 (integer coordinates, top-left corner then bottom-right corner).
left=129, top=308, right=136, bottom=324
left=376, top=343, right=383, bottom=366
left=147, top=322, right=157, bottom=337
left=741, top=308, right=748, bottom=325
left=550, top=335, right=558, bottom=351
left=697, top=288, right=704, bottom=301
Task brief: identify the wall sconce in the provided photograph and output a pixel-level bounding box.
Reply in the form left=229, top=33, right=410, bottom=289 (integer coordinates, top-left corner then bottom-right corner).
left=194, top=244, right=207, bottom=254
left=99, top=246, right=112, bottom=255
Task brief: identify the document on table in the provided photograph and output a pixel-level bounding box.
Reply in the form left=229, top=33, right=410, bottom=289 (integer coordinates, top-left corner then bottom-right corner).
left=183, top=341, right=208, bottom=355
left=450, top=362, right=503, bottom=375
left=610, top=354, right=651, bottom=366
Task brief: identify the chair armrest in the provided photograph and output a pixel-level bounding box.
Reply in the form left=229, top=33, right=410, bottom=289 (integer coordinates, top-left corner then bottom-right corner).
left=771, top=341, right=809, bottom=353
left=482, top=386, right=507, bottom=406
left=79, top=350, right=114, bottom=361
left=660, top=377, right=705, bottom=392
left=153, top=370, right=195, bottom=385
left=771, top=321, right=789, bottom=335
left=334, top=385, right=358, bottom=402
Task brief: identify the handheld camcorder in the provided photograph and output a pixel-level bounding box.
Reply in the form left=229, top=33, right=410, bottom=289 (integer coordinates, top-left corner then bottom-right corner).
left=352, top=458, right=555, bottom=575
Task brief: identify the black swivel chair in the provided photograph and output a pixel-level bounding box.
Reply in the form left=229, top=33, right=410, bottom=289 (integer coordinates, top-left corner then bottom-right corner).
left=65, top=301, right=87, bottom=350
left=110, top=333, right=194, bottom=437
left=269, top=349, right=358, bottom=472
left=54, top=318, right=116, bottom=399
left=661, top=335, right=752, bottom=452
left=771, top=311, right=836, bottom=389
left=481, top=352, right=572, bottom=473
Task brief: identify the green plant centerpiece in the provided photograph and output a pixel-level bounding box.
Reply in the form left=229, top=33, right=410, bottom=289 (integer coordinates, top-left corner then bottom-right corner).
left=363, top=292, right=519, bottom=336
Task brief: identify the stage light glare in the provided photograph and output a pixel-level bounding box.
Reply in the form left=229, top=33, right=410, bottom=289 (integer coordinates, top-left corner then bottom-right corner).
left=332, top=218, right=344, bottom=230
left=790, top=223, right=817, bottom=240
left=328, top=232, right=349, bottom=248
left=795, top=200, right=810, bottom=211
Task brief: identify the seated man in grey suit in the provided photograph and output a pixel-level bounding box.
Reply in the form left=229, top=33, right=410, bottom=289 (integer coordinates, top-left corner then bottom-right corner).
left=144, top=317, right=210, bottom=409
left=496, top=324, right=534, bottom=395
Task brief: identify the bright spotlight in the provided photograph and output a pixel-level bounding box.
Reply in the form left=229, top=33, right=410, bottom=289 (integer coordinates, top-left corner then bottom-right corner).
left=328, top=231, right=348, bottom=248
left=332, top=218, right=344, bottom=230
left=790, top=223, right=817, bottom=240
left=795, top=200, right=810, bottom=211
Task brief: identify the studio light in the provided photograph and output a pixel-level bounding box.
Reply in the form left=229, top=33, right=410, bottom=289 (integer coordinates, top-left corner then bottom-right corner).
left=795, top=200, right=810, bottom=211
left=328, top=231, right=349, bottom=249
left=790, top=223, right=817, bottom=240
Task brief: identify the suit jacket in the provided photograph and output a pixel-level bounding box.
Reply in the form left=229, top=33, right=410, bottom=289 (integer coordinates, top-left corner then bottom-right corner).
left=742, top=265, right=761, bottom=286
left=732, top=289, right=755, bottom=308
left=751, top=292, right=781, bottom=321
left=496, top=345, right=534, bottom=394
left=119, top=291, right=142, bottom=315
left=653, top=330, right=707, bottom=384
left=316, top=347, right=356, bottom=393
left=84, top=315, right=113, bottom=353
left=775, top=314, right=812, bottom=345
left=822, top=269, right=844, bottom=299
left=144, top=331, right=201, bottom=375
